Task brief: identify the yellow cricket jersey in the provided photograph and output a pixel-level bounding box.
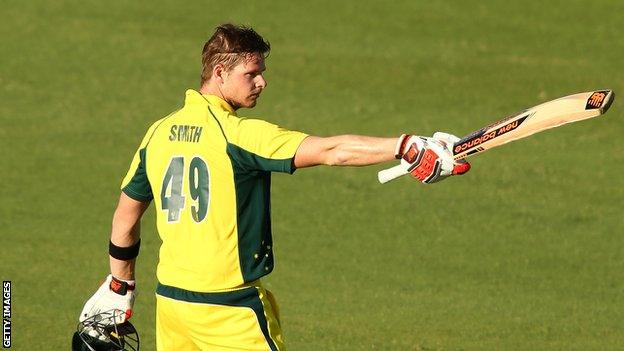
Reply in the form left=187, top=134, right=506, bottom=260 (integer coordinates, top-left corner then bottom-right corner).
left=120, top=90, right=308, bottom=292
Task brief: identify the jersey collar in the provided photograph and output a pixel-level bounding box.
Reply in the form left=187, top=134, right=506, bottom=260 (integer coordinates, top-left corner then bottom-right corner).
left=185, top=89, right=236, bottom=115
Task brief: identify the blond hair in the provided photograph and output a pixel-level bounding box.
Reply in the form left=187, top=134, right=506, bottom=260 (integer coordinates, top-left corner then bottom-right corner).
left=200, top=24, right=270, bottom=85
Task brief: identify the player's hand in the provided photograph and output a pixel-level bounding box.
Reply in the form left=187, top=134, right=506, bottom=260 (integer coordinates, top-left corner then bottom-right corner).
left=394, top=134, right=467, bottom=184
left=432, top=131, right=471, bottom=176
left=79, top=275, right=136, bottom=325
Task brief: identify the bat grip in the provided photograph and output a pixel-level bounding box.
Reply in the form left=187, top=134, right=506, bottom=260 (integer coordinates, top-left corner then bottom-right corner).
left=377, top=164, right=408, bottom=184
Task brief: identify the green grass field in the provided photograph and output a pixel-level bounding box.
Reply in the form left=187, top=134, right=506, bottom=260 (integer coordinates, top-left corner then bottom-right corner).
left=2, top=1, right=623, bottom=350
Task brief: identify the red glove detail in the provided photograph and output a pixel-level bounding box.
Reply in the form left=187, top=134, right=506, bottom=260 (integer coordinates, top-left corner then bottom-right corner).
left=402, top=142, right=422, bottom=164
left=395, top=134, right=411, bottom=159
left=109, top=276, right=135, bottom=296
left=408, top=148, right=441, bottom=182
left=452, top=161, right=471, bottom=175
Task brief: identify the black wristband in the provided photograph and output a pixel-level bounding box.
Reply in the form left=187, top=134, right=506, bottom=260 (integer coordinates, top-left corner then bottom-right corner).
left=109, top=239, right=141, bottom=260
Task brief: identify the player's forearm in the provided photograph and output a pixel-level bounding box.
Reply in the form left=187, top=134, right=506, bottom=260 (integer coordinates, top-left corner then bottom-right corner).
left=109, top=224, right=139, bottom=280
left=110, top=257, right=136, bottom=281
left=109, top=212, right=140, bottom=280
left=108, top=193, right=148, bottom=280
left=323, top=135, right=397, bottom=166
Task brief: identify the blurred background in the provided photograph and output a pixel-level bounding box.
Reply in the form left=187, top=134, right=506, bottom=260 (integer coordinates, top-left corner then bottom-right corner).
left=1, top=1, right=622, bottom=350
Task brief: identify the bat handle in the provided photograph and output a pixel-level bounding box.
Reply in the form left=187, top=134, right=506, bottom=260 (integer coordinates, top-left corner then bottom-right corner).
left=377, top=164, right=408, bottom=184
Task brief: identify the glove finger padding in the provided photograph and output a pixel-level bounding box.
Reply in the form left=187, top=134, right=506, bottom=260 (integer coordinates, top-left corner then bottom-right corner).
left=452, top=160, right=471, bottom=175
left=418, top=139, right=455, bottom=183
left=432, top=131, right=461, bottom=146
left=408, top=148, right=443, bottom=183
left=432, top=131, right=472, bottom=176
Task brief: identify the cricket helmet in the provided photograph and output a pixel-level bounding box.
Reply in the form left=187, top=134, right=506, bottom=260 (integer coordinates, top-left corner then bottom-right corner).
left=72, top=310, right=139, bottom=351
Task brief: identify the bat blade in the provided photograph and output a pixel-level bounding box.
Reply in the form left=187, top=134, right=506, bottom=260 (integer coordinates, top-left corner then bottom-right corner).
left=378, top=89, right=615, bottom=184
left=452, top=89, right=615, bottom=160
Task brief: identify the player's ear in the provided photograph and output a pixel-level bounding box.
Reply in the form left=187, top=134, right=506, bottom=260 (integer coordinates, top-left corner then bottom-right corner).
left=213, top=64, right=226, bottom=84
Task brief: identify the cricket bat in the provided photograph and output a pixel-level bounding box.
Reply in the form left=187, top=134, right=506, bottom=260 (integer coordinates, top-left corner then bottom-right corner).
left=378, top=89, right=615, bottom=184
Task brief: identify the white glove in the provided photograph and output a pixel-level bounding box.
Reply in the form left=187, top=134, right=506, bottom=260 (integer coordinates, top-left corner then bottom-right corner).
left=432, top=131, right=471, bottom=178
left=432, top=131, right=460, bottom=149
left=79, top=275, right=136, bottom=325
left=378, top=132, right=471, bottom=184
left=394, top=134, right=458, bottom=183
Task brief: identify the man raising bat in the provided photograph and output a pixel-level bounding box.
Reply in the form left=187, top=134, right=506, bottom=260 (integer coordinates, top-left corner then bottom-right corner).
left=77, top=23, right=469, bottom=351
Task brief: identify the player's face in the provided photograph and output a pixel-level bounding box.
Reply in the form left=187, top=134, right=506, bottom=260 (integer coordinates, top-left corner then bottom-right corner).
left=221, top=53, right=267, bottom=110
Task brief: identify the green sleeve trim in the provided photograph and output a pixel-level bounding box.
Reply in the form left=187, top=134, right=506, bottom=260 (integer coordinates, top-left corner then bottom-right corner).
left=290, top=159, right=299, bottom=174
left=121, top=148, right=153, bottom=201
left=122, top=187, right=152, bottom=202
left=227, top=143, right=294, bottom=174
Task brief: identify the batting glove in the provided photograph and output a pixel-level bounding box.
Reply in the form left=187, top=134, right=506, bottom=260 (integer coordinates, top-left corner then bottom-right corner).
left=432, top=131, right=471, bottom=176
left=395, top=134, right=469, bottom=183
left=79, top=275, right=136, bottom=325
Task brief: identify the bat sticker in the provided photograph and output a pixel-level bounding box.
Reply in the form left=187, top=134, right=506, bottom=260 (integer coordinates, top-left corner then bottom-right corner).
left=453, top=114, right=530, bottom=155
left=585, top=91, right=608, bottom=109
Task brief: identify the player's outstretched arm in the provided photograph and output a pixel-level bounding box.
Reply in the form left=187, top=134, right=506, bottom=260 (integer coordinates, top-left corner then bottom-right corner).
left=293, top=135, right=397, bottom=168
left=294, top=134, right=470, bottom=184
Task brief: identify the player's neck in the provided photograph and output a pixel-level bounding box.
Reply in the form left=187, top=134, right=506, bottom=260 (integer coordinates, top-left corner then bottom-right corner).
left=199, top=82, right=238, bottom=111
left=199, top=81, right=220, bottom=97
